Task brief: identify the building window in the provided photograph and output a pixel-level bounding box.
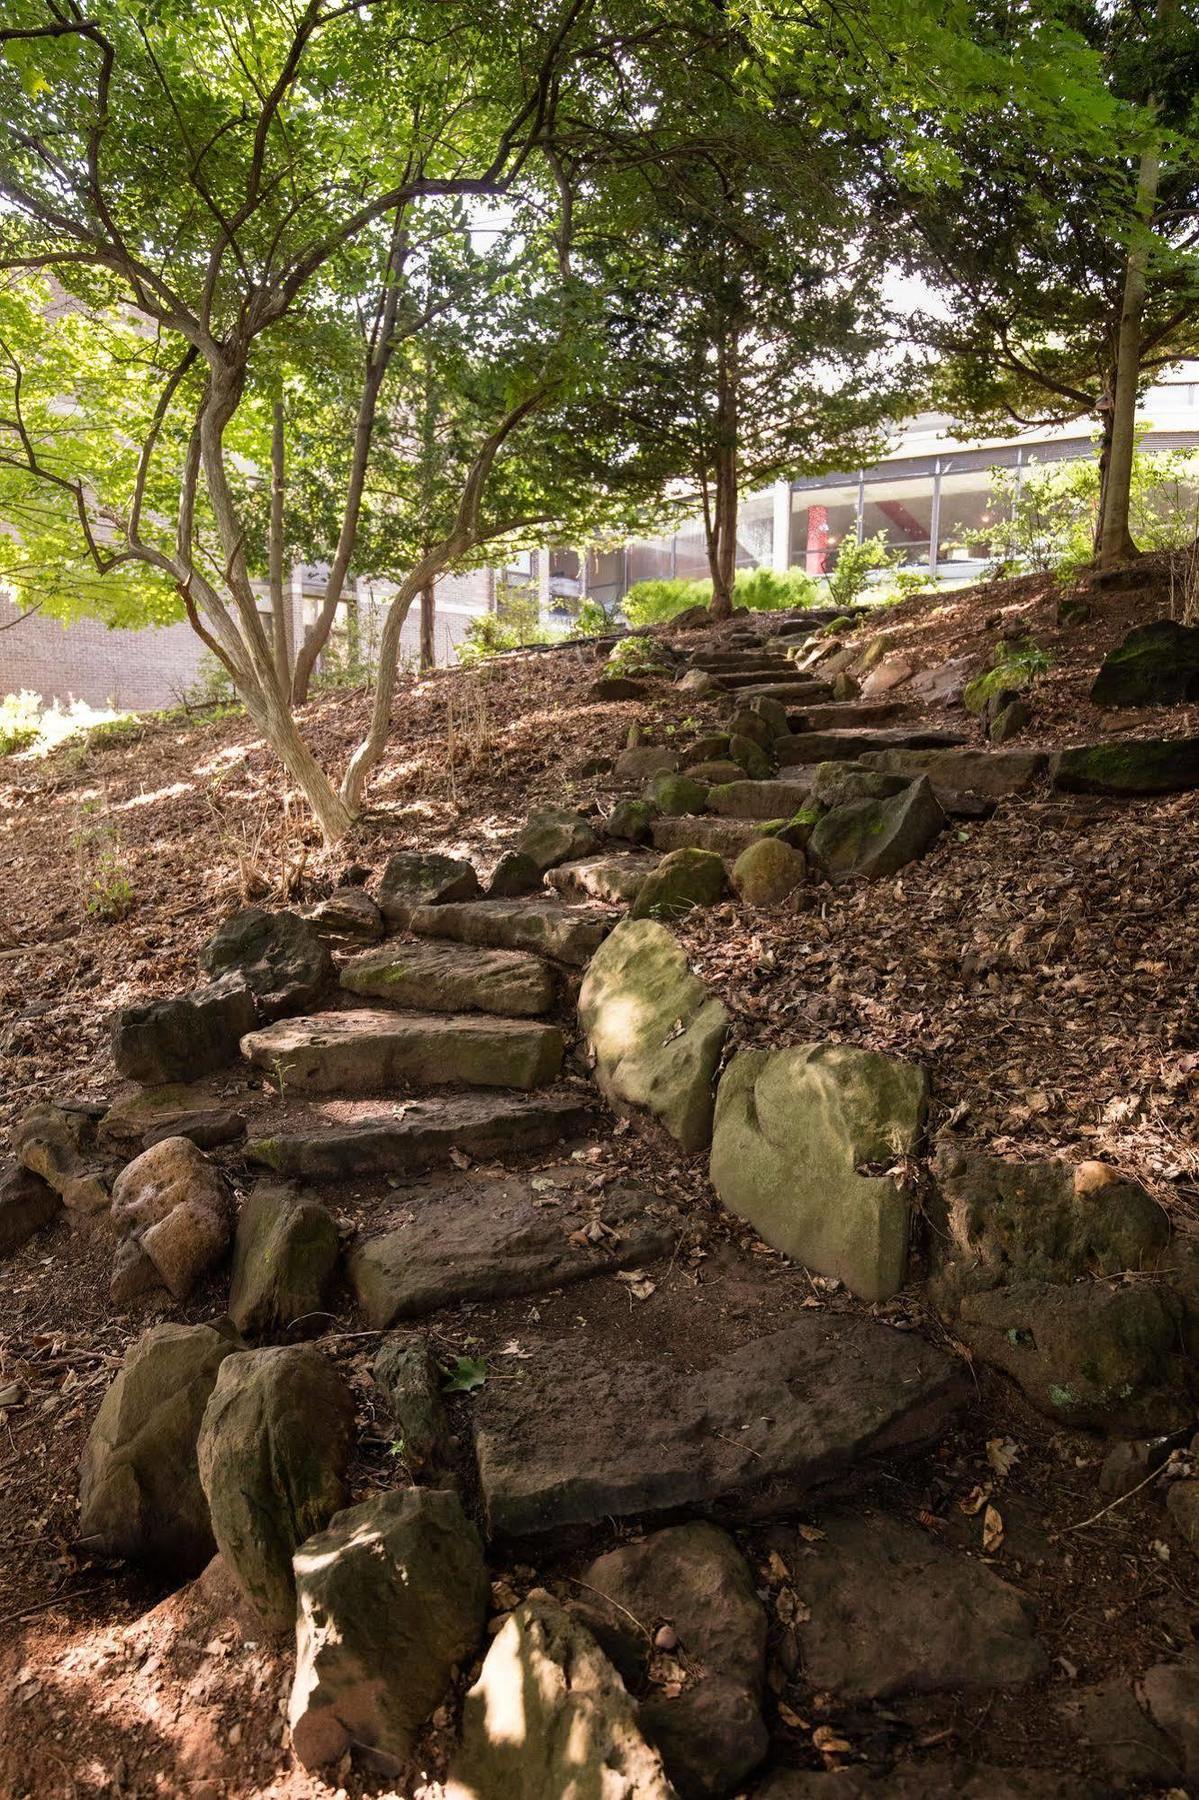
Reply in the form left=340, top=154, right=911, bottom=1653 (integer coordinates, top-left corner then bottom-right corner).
left=861, top=473, right=934, bottom=567
left=790, top=483, right=858, bottom=573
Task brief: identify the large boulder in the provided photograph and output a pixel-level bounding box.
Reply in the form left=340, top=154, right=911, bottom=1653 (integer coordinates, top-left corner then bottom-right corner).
left=198, top=1345, right=355, bottom=1634
left=728, top=733, right=773, bottom=779
left=578, top=919, right=728, bottom=1151
left=199, top=907, right=333, bottom=1021
left=605, top=798, right=656, bottom=844
left=109, top=1135, right=233, bottom=1303
left=1091, top=619, right=1199, bottom=707
left=13, top=1101, right=108, bottom=1226
left=730, top=837, right=805, bottom=906
left=794, top=1511, right=1046, bottom=1700
left=78, top=1321, right=241, bottom=1573
left=112, top=972, right=257, bottom=1084
left=0, top=1163, right=61, bottom=1256
left=932, top=1150, right=1168, bottom=1298
left=644, top=772, right=710, bottom=817
left=1051, top=736, right=1199, bottom=795
left=376, top=851, right=480, bottom=929
left=616, top=745, right=680, bottom=780
left=447, top=1592, right=676, bottom=1800
left=957, top=1279, right=1190, bottom=1434
left=709, top=1043, right=928, bottom=1302
left=517, top=806, right=600, bottom=873
left=486, top=849, right=544, bottom=897
left=629, top=849, right=727, bottom=922
left=808, top=776, right=945, bottom=880
left=227, top=1181, right=339, bottom=1338
left=300, top=885, right=385, bottom=946
left=580, top=1523, right=768, bottom=1799
left=808, top=760, right=909, bottom=809
left=290, top=1487, right=489, bottom=1774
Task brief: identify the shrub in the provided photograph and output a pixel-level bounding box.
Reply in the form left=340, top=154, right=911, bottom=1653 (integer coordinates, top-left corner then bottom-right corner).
left=0, top=690, right=42, bottom=756
left=823, top=532, right=905, bottom=610
left=606, top=635, right=670, bottom=677
left=457, top=586, right=549, bottom=665
left=622, top=565, right=822, bottom=627
left=572, top=599, right=613, bottom=636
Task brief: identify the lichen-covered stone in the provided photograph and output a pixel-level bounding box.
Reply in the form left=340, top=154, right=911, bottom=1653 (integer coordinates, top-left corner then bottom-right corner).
left=578, top=918, right=727, bottom=1151
left=290, top=1488, right=488, bottom=1774
left=1051, top=737, right=1199, bottom=795
left=13, top=1101, right=109, bottom=1224
left=729, top=733, right=773, bottom=779
left=727, top=708, right=774, bottom=750
left=731, top=837, right=805, bottom=906
left=199, top=907, right=333, bottom=1021
left=808, top=775, right=945, bottom=880
left=808, top=760, right=909, bottom=809
left=228, top=1181, right=339, bottom=1338
left=644, top=772, right=710, bottom=817
left=78, top=1322, right=242, bottom=1573
left=486, top=849, right=544, bottom=897
left=605, top=797, right=657, bottom=844
left=1091, top=619, right=1199, bottom=707
left=373, top=1334, right=455, bottom=1478
left=376, top=851, right=480, bottom=928
left=198, top=1346, right=354, bottom=1633
left=110, top=1135, right=233, bottom=1302
left=628, top=848, right=727, bottom=922
left=709, top=1043, right=928, bottom=1301
left=517, top=806, right=600, bottom=874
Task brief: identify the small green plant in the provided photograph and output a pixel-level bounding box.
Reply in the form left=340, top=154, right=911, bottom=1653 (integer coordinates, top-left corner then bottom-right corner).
left=0, top=690, right=42, bottom=756
left=82, top=712, right=142, bottom=750
left=442, top=1355, right=488, bottom=1394
left=606, top=635, right=669, bottom=677
left=622, top=565, right=822, bottom=627
left=457, top=584, right=549, bottom=665
left=572, top=598, right=613, bottom=636
left=963, top=636, right=1054, bottom=714
left=72, top=795, right=135, bottom=922
left=823, top=531, right=904, bottom=609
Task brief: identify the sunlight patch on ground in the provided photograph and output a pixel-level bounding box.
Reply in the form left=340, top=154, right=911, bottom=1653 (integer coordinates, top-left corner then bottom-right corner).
left=192, top=742, right=256, bottom=778
left=113, top=781, right=194, bottom=811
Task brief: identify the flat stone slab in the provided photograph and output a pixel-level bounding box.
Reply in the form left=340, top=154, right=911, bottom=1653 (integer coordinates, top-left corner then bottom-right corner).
left=1051, top=736, right=1199, bottom=794
left=246, top=1087, right=595, bottom=1178
left=408, top=897, right=613, bottom=966
left=706, top=779, right=813, bottom=820
left=546, top=852, right=661, bottom=905
left=474, top=1316, right=966, bottom=1539
left=651, top=817, right=764, bottom=859
left=795, top=1511, right=1046, bottom=1699
left=339, top=938, right=554, bottom=1016
left=786, top=701, right=908, bottom=730
left=241, top=1009, right=564, bottom=1094
left=731, top=680, right=833, bottom=704
left=349, top=1162, right=681, bottom=1326
left=777, top=726, right=966, bottom=766
left=857, top=745, right=1048, bottom=799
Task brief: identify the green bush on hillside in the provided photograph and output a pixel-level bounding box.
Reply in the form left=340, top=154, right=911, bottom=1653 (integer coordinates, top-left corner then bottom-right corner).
left=0, top=690, right=42, bottom=756
left=623, top=565, right=821, bottom=626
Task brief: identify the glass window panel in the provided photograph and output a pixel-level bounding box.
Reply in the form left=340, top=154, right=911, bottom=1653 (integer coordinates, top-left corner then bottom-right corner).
left=736, top=491, right=775, bottom=569
left=937, top=467, right=1005, bottom=563
left=626, top=538, right=674, bottom=584
left=861, top=476, right=933, bottom=567
left=789, top=484, right=857, bottom=574
left=673, top=523, right=709, bottom=580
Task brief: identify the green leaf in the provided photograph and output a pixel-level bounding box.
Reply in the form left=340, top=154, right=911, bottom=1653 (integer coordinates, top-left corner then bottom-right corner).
left=442, top=1356, right=488, bottom=1394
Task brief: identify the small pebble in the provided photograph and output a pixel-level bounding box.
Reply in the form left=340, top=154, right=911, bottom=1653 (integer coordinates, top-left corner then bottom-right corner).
left=654, top=1624, right=678, bottom=1652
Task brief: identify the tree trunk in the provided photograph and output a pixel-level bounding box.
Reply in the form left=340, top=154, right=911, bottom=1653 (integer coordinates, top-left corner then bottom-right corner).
left=707, top=330, right=739, bottom=621
left=1093, top=388, right=1117, bottom=560
left=1099, top=0, right=1173, bottom=568
left=269, top=399, right=292, bottom=689
left=419, top=576, right=436, bottom=672
left=243, top=682, right=354, bottom=845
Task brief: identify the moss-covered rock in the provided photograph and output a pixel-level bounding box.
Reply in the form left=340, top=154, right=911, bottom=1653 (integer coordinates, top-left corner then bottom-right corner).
left=228, top=1181, right=340, bottom=1339
left=517, top=806, right=600, bottom=874
left=729, top=733, right=774, bottom=779
left=1051, top=737, right=1199, bottom=795
left=578, top=918, right=728, bottom=1150
left=643, top=772, right=710, bottom=817
left=956, top=1280, right=1190, bottom=1434
left=988, top=697, right=1032, bottom=743
left=758, top=807, right=823, bottom=850
left=604, top=798, right=656, bottom=844
left=710, top=1043, right=928, bottom=1301
left=687, top=733, right=732, bottom=763
left=731, top=837, right=806, bottom=906
left=1091, top=619, right=1199, bottom=707
left=684, top=759, right=744, bottom=785
left=808, top=776, right=945, bottom=880
left=745, top=695, right=790, bottom=738
left=376, top=851, right=480, bottom=929
left=628, top=847, right=727, bottom=921
left=727, top=708, right=774, bottom=751
left=808, top=760, right=910, bottom=809
left=486, top=849, right=543, bottom=897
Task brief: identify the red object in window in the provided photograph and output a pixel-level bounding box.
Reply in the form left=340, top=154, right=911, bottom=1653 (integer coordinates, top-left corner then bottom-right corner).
left=804, top=505, right=829, bottom=574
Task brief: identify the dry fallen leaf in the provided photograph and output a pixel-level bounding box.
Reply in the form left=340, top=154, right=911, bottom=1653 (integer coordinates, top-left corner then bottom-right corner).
left=775, top=1588, right=811, bottom=1626
left=982, top=1504, right=1005, bottom=1554
left=765, top=1550, right=791, bottom=1582
left=812, top=1725, right=852, bottom=1755
left=777, top=1702, right=809, bottom=1730
left=986, top=1436, right=1021, bottom=1479
left=959, top=1484, right=990, bottom=1516
left=615, top=1269, right=656, bottom=1301
left=796, top=1522, right=826, bottom=1543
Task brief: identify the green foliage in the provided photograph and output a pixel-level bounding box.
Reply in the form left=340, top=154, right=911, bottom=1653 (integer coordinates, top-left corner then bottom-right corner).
left=0, top=690, right=42, bottom=756
left=823, top=532, right=905, bottom=610
left=572, top=599, right=613, bottom=636
left=965, top=443, right=1199, bottom=580
left=963, top=638, right=1054, bottom=714
left=72, top=798, right=134, bottom=921
left=441, top=1356, right=488, bottom=1394
left=83, top=713, right=142, bottom=751
left=623, top=565, right=822, bottom=626
left=456, top=587, right=548, bottom=666
left=606, top=635, right=669, bottom=677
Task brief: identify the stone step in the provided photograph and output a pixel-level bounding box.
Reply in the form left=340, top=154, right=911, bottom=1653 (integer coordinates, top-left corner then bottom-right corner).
left=706, top=779, right=813, bottom=820
left=246, top=1087, right=596, bottom=1178
left=776, top=725, right=968, bottom=766
left=719, top=668, right=832, bottom=692
left=340, top=939, right=555, bottom=1016
left=731, top=680, right=833, bottom=704
left=241, top=1008, right=565, bottom=1094
left=858, top=745, right=1048, bottom=800
left=687, top=655, right=794, bottom=675
left=650, top=816, right=764, bottom=858
left=408, top=896, right=614, bottom=965
left=472, top=1316, right=966, bottom=1539
left=785, top=700, right=910, bottom=731
left=545, top=852, right=660, bottom=905
left=349, top=1161, right=681, bottom=1326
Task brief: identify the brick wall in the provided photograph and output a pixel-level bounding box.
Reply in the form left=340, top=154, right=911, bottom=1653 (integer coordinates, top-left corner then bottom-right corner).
left=0, top=591, right=210, bottom=711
